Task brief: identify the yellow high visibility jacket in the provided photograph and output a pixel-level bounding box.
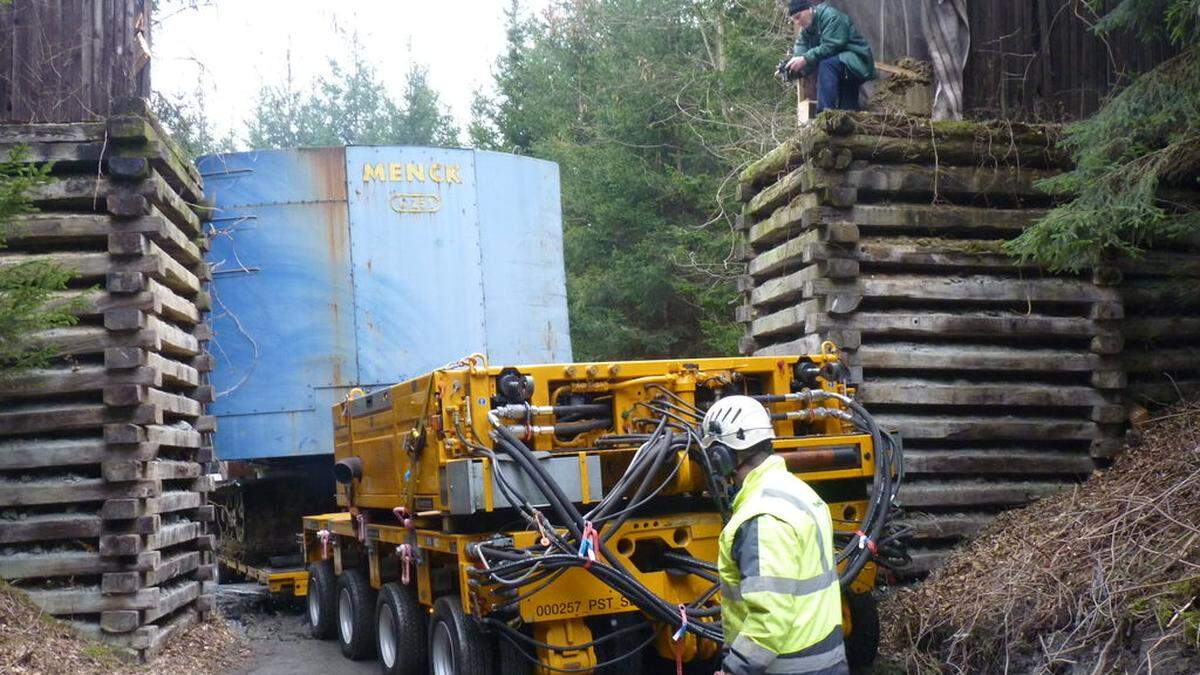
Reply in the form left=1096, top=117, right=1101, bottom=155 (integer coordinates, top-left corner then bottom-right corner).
left=717, top=455, right=847, bottom=675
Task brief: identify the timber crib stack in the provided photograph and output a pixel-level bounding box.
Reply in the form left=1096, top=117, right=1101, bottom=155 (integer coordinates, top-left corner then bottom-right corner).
left=734, top=112, right=1127, bottom=577
left=0, top=98, right=216, bottom=659
left=1117, top=237, right=1200, bottom=410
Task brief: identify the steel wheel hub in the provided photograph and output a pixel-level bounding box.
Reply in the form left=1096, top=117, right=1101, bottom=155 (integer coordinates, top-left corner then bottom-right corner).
left=307, top=584, right=320, bottom=626
left=432, top=621, right=455, bottom=675
left=378, top=607, right=397, bottom=668
left=338, top=588, right=354, bottom=644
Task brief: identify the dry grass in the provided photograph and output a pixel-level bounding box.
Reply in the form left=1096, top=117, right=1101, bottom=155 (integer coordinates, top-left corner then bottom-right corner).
left=882, top=402, right=1200, bottom=674
left=0, top=580, right=249, bottom=674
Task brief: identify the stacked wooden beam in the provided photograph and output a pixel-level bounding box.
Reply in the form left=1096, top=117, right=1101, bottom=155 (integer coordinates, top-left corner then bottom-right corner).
left=1118, top=240, right=1200, bottom=408
left=734, top=112, right=1129, bottom=577
left=0, top=98, right=215, bottom=659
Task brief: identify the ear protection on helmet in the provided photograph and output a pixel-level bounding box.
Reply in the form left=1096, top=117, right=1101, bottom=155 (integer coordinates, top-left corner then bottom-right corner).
left=705, top=441, right=738, bottom=480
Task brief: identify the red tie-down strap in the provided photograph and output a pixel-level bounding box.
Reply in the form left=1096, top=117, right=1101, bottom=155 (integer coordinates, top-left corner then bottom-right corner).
left=855, top=530, right=878, bottom=556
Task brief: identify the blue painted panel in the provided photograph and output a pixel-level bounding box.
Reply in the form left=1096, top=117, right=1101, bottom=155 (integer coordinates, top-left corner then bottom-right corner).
left=201, top=146, right=573, bottom=461
left=344, top=147, right=488, bottom=386
left=475, top=151, right=573, bottom=364
left=199, top=148, right=356, bottom=459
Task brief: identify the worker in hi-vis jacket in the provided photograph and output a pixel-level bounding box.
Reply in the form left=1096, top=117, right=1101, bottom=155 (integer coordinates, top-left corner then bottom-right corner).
left=701, top=396, right=849, bottom=675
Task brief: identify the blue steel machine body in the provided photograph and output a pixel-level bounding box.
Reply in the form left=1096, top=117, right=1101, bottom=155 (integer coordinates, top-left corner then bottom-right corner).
left=197, top=147, right=572, bottom=461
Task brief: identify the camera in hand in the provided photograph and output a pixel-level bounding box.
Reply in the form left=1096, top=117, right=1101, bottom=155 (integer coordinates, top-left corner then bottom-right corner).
left=776, top=58, right=802, bottom=81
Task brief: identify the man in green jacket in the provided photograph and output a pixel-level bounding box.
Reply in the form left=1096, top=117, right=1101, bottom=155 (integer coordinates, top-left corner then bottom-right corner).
left=784, top=0, right=875, bottom=113
left=701, top=395, right=848, bottom=675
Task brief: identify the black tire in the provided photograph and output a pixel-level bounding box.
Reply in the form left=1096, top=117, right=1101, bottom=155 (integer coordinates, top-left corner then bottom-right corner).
left=306, top=560, right=337, bottom=640
left=844, top=591, right=880, bottom=673
left=588, top=612, right=646, bottom=675
left=376, top=583, right=428, bottom=675
left=429, top=595, right=493, bottom=675
left=493, top=625, right=534, bottom=675
left=336, top=568, right=377, bottom=660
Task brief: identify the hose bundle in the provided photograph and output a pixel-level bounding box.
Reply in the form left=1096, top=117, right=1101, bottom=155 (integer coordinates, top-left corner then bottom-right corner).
left=461, top=383, right=906, bottom=667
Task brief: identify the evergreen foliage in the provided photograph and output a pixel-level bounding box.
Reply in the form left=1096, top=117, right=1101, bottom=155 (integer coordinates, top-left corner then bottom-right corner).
left=1006, top=0, right=1200, bottom=271
left=474, top=0, right=794, bottom=360
left=0, top=149, right=79, bottom=374
left=151, top=89, right=238, bottom=159
left=246, top=45, right=458, bottom=150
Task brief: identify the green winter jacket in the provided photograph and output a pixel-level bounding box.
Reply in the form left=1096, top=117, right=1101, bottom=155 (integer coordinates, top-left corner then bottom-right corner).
left=717, top=455, right=848, bottom=674
left=793, top=4, right=875, bottom=82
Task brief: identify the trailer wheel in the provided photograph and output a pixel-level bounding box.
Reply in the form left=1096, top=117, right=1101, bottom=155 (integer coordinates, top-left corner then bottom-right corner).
left=429, top=595, right=492, bottom=675
left=376, top=583, right=427, bottom=675
left=844, top=591, right=879, bottom=673
left=336, top=569, right=377, bottom=660
left=493, top=625, right=533, bottom=675
left=589, top=612, right=646, bottom=675
left=306, top=561, right=337, bottom=640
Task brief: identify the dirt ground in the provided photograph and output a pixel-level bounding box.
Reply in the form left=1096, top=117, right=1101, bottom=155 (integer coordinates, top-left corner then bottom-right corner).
left=218, top=583, right=375, bottom=675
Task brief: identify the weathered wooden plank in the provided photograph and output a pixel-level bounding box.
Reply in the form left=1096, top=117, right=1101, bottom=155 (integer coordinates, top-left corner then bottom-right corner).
left=0, top=402, right=157, bottom=436
left=857, top=342, right=1100, bottom=372
left=855, top=236, right=1037, bottom=272
left=748, top=226, right=858, bottom=278
left=899, top=548, right=952, bottom=577
left=739, top=127, right=1065, bottom=192
left=145, top=521, right=200, bottom=550
left=0, top=550, right=159, bottom=579
left=106, top=348, right=200, bottom=387
left=0, top=477, right=160, bottom=506
left=750, top=263, right=860, bottom=310
left=107, top=234, right=201, bottom=295
left=108, top=102, right=205, bottom=200
left=850, top=274, right=1116, bottom=304
left=27, top=586, right=160, bottom=614
left=0, top=213, right=110, bottom=247
left=144, top=460, right=202, bottom=480
left=103, top=386, right=202, bottom=418
left=898, top=480, right=1068, bottom=508
left=0, top=437, right=110, bottom=471
left=3, top=212, right=204, bottom=270
left=902, top=449, right=1096, bottom=475
left=876, top=414, right=1100, bottom=441
left=0, top=364, right=159, bottom=400
left=0, top=123, right=106, bottom=144
left=843, top=163, right=1057, bottom=202
left=0, top=512, right=103, bottom=544
left=895, top=513, right=994, bottom=540
left=1122, top=347, right=1200, bottom=372
left=142, top=580, right=200, bottom=623
left=849, top=203, right=1045, bottom=233
left=101, top=490, right=202, bottom=519
left=29, top=324, right=159, bottom=357
left=1121, top=316, right=1200, bottom=340
left=0, top=140, right=107, bottom=165
left=145, top=550, right=201, bottom=586
left=746, top=192, right=821, bottom=248
left=808, top=310, right=1099, bottom=339
left=819, top=112, right=1060, bottom=146
left=858, top=380, right=1108, bottom=407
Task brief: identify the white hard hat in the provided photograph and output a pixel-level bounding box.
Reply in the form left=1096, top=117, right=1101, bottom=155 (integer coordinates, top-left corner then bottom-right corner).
left=699, top=395, right=775, bottom=451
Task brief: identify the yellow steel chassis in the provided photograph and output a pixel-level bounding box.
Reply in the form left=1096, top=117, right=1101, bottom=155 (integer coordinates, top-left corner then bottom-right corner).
left=302, top=352, right=876, bottom=672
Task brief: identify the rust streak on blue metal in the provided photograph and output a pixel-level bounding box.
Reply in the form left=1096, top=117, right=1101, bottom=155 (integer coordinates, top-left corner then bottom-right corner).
left=199, top=146, right=572, bottom=461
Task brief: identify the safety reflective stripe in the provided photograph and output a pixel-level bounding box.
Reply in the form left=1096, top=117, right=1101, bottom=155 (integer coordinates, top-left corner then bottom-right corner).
left=737, top=570, right=838, bottom=598
left=765, top=628, right=848, bottom=674
left=762, top=488, right=832, bottom=575
left=730, top=633, right=779, bottom=669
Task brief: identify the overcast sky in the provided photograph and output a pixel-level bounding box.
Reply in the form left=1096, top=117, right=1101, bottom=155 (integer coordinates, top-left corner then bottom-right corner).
left=153, top=1, right=546, bottom=143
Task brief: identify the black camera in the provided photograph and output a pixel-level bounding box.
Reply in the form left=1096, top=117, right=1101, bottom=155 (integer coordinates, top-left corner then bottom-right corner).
left=776, top=58, right=801, bottom=81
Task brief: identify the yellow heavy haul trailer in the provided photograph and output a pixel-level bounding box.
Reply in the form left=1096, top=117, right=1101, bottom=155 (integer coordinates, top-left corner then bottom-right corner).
left=300, top=350, right=904, bottom=674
